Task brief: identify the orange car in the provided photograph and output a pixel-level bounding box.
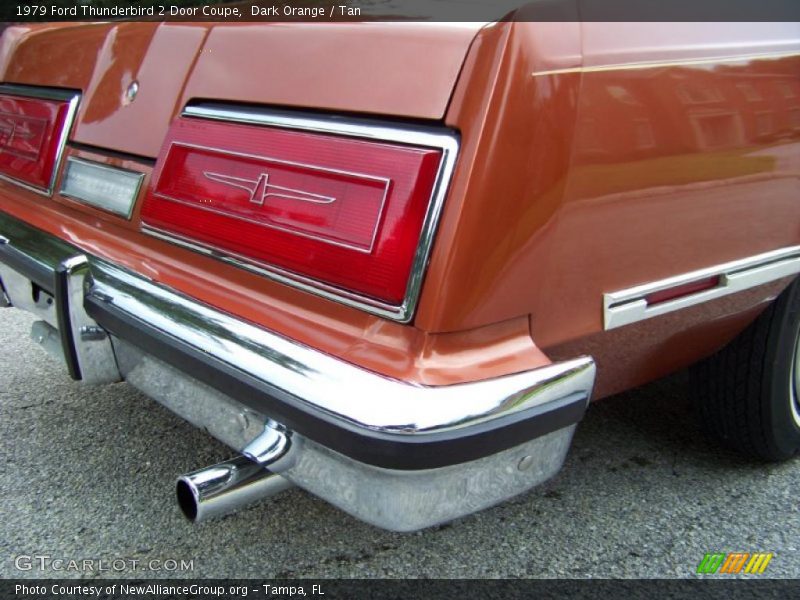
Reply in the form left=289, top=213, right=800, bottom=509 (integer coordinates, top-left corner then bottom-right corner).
left=0, top=18, right=798, bottom=531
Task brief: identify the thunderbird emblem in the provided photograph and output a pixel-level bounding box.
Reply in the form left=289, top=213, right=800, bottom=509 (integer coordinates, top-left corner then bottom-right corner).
left=0, top=113, right=45, bottom=161
left=0, top=121, right=35, bottom=142
left=203, top=171, right=336, bottom=206
left=0, top=117, right=38, bottom=148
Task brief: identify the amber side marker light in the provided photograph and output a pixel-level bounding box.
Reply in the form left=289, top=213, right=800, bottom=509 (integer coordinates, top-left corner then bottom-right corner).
left=0, top=86, right=79, bottom=195
left=140, top=116, right=444, bottom=307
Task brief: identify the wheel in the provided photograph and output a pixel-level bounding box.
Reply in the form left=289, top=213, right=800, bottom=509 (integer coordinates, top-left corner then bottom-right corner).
left=691, top=276, right=800, bottom=461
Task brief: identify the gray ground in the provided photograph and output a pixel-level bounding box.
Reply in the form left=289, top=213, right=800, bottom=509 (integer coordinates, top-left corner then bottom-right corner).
left=1, top=307, right=798, bottom=579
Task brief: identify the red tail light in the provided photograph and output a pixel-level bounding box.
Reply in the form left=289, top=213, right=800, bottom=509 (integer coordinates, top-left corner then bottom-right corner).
left=0, top=86, right=79, bottom=194
left=141, top=109, right=457, bottom=318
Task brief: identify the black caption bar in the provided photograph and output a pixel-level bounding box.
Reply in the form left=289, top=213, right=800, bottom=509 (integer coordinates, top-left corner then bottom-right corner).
left=3, top=579, right=800, bottom=600
left=2, top=0, right=800, bottom=23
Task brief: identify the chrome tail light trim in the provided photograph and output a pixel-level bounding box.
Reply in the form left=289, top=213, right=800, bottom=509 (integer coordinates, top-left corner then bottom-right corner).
left=0, top=83, right=81, bottom=196
left=145, top=104, right=461, bottom=323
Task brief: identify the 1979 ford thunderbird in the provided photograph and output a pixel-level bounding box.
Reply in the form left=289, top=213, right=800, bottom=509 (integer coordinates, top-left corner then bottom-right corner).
left=0, top=18, right=799, bottom=531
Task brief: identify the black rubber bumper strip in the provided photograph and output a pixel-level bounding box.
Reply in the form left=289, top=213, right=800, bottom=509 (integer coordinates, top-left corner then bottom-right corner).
left=85, top=293, right=588, bottom=471
left=0, top=237, right=55, bottom=293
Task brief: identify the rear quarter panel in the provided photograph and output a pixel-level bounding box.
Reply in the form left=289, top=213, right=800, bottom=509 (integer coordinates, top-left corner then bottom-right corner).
left=425, top=21, right=800, bottom=397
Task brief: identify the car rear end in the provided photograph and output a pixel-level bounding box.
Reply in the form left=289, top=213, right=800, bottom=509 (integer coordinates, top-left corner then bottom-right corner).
left=0, top=21, right=595, bottom=531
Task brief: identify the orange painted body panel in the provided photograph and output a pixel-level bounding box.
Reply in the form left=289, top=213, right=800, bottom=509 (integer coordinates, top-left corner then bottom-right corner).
left=429, top=22, right=800, bottom=335
left=0, top=21, right=549, bottom=388
left=424, top=22, right=800, bottom=396
left=2, top=22, right=210, bottom=157
left=1, top=21, right=799, bottom=399
left=1, top=21, right=485, bottom=157
left=549, top=283, right=788, bottom=399
left=179, top=22, right=484, bottom=121
left=420, top=22, right=584, bottom=333
left=0, top=163, right=550, bottom=386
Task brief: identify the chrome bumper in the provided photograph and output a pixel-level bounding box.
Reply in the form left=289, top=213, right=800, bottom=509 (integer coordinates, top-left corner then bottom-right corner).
left=0, top=211, right=595, bottom=530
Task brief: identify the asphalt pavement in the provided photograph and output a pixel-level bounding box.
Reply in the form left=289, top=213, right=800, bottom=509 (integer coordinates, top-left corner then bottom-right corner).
left=1, top=307, right=798, bottom=579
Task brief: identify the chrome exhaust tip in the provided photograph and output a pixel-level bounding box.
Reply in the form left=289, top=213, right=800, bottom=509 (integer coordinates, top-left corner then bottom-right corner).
left=176, top=456, right=293, bottom=523
left=177, top=420, right=296, bottom=523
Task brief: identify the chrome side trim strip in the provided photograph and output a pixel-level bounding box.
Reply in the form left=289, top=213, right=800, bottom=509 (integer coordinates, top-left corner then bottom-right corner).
left=604, top=246, right=800, bottom=330
left=155, top=104, right=461, bottom=323
left=531, top=50, right=800, bottom=78
left=0, top=84, right=81, bottom=197
left=88, top=258, right=594, bottom=437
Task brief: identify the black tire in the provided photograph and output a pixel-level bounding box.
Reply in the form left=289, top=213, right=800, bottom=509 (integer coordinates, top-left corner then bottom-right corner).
left=691, top=276, right=800, bottom=461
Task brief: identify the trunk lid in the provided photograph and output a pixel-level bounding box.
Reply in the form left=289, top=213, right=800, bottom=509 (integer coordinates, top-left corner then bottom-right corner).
left=0, top=21, right=484, bottom=157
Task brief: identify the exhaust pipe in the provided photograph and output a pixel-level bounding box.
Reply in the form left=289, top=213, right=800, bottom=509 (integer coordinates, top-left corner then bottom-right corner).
left=177, top=421, right=295, bottom=523
left=176, top=456, right=293, bottom=522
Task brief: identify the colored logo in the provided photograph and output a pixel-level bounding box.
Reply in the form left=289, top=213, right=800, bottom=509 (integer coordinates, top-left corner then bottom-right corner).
left=696, top=552, right=773, bottom=575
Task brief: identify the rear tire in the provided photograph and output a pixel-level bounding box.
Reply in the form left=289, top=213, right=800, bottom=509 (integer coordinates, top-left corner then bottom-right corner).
left=692, top=277, right=800, bottom=461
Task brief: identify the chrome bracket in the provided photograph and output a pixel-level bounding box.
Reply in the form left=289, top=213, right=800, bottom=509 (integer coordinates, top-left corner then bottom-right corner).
left=62, top=256, right=121, bottom=384
left=242, top=419, right=297, bottom=472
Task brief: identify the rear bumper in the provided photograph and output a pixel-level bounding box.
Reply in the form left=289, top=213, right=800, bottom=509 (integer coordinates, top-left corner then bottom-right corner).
left=0, top=210, right=595, bottom=530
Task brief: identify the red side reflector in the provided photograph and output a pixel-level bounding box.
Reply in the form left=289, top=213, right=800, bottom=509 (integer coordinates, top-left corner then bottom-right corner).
left=141, top=117, right=443, bottom=306
left=644, top=276, right=720, bottom=306
left=0, top=89, right=77, bottom=193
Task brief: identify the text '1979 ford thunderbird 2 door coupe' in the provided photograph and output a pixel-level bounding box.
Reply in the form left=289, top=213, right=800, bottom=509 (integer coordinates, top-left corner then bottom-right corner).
left=0, top=14, right=799, bottom=531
